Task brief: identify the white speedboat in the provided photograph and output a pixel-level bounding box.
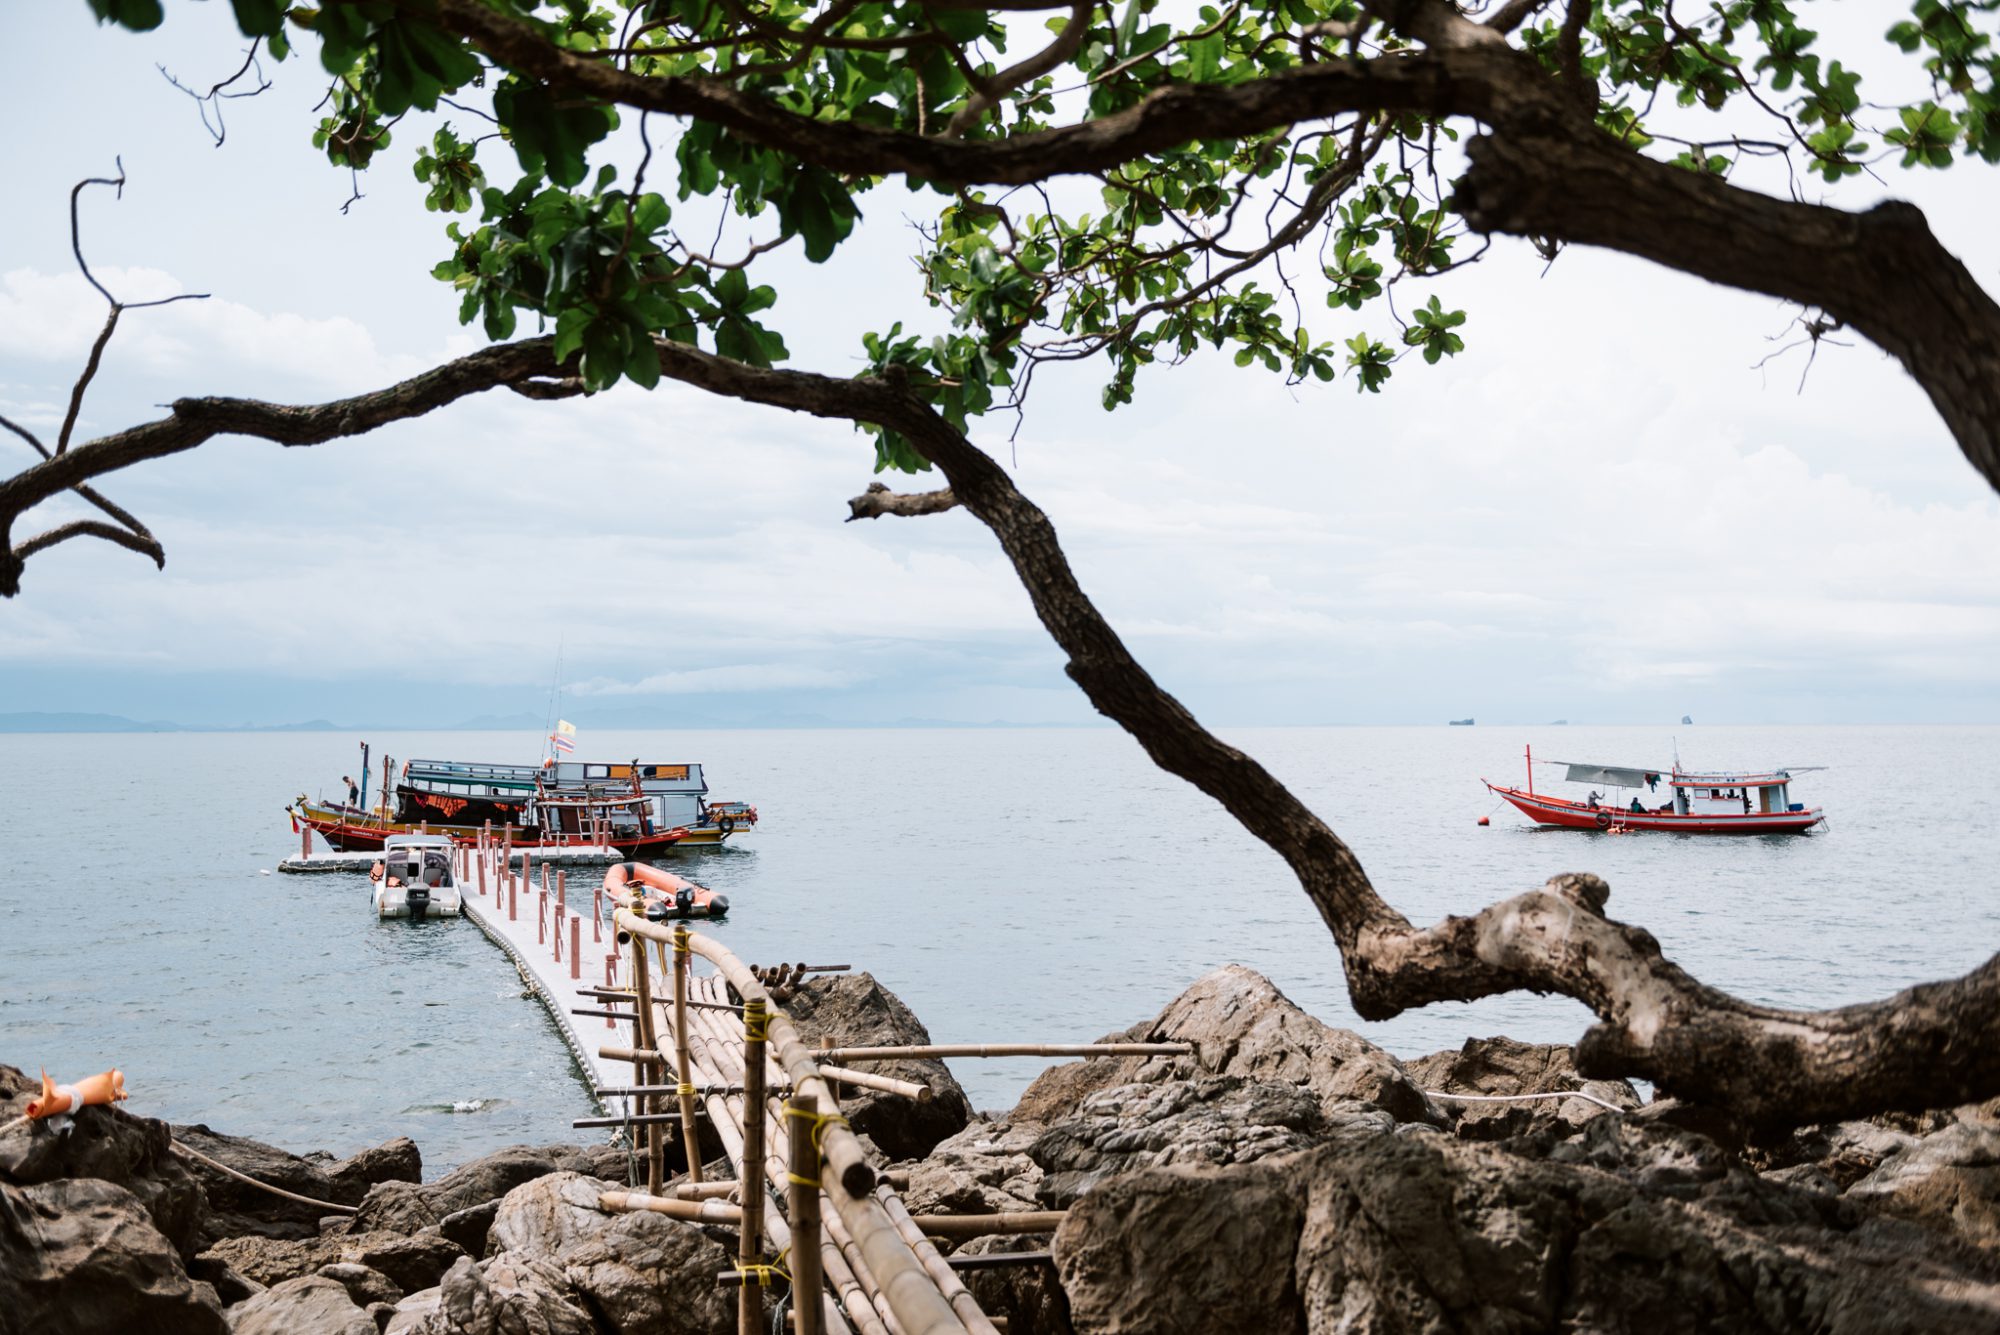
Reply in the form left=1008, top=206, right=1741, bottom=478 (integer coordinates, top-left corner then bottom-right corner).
left=368, top=834, right=464, bottom=920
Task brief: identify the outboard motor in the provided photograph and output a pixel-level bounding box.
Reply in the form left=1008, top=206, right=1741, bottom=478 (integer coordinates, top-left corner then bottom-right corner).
left=407, top=884, right=431, bottom=922
left=674, top=886, right=694, bottom=915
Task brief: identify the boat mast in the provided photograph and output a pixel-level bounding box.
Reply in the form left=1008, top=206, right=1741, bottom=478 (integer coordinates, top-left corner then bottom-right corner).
left=1525, top=743, right=1534, bottom=796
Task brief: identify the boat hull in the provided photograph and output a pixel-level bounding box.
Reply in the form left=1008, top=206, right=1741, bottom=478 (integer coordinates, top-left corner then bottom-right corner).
left=292, top=801, right=689, bottom=857
left=1486, top=785, right=1824, bottom=835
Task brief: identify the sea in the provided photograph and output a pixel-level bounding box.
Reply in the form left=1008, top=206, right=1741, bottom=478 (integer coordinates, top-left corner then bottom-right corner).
left=2, top=724, right=1994, bottom=1174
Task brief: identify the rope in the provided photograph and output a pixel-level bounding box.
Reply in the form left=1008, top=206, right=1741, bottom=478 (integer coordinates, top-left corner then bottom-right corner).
left=0, top=1113, right=30, bottom=1137
left=782, top=1104, right=849, bottom=1153
left=743, top=1003, right=770, bottom=1042
left=167, top=1140, right=359, bottom=1214
left=1423, top=1089, right=1628, bottom=1113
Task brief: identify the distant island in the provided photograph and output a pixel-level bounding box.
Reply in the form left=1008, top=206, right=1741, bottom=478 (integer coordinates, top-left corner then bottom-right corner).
left=1448, top=718, right=1475, bottom=726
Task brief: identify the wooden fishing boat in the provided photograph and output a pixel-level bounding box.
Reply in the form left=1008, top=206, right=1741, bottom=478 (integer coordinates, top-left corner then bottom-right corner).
left=1484, top=747, right=1825, bottom=835
left=401, top=756, right=759, bottom=846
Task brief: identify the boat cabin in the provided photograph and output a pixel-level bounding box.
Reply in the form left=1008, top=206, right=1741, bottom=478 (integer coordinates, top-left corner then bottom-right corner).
left=1667, top=771, right=1808, bottom=818
left=380, top=835, right=456, bottom=887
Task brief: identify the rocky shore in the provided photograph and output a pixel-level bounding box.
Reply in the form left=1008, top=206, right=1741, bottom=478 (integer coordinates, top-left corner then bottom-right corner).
left=6, top=964, right=1998, bottom=1333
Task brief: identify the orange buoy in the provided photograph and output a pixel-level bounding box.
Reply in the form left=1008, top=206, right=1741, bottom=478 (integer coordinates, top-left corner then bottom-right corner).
left=1477, top=816, right=1490, bottom=826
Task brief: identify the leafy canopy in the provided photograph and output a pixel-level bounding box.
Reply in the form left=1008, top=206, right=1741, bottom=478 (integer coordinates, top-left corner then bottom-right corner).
left=91, top=0, right=2000, bottom=470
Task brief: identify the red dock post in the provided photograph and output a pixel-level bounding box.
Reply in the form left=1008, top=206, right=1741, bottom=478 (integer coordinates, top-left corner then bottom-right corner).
left=569, top=916, right=581, bottom=980
left=592, top=886, right=602, bottom=943
left=508, top=873, right=517, bottom=922
left=538, top=890, right=546, bottom=945
left=557, top=869, right=566, bottom=911
left=553, top=903, right=563, bottom=962
left=477, top=848, right=487, bottom=899
left=300, top=823, right=311, bottom=861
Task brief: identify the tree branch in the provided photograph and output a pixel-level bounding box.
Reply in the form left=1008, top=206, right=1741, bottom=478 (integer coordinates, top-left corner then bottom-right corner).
left=589, top=335, right=2000, bottom=1130
left=845, top=480, right=961, bottom=520
left=1, top=339, right=564, bottom=596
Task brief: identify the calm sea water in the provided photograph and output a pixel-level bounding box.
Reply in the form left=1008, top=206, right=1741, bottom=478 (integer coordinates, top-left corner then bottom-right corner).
left=1, top=725, right=1994, bottom=1173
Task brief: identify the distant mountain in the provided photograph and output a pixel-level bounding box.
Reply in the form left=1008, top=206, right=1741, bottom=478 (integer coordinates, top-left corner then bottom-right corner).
left=0, top=711, right=181, bottom=733
left=443, top=713, right=545, bottom=731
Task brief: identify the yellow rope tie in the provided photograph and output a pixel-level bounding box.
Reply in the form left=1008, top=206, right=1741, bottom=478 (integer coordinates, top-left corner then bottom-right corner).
left=784, top=1171, right=821, bottom=1188
left=743, top=1003, right=770, bottom=1042
left=678, top=1082, right=696, bottom=1100
left=737, top=1260, right=791, bottom=1286
left=783, top=1105, right=850, bottom=1153
left=674, top=925, right=691, bottom=961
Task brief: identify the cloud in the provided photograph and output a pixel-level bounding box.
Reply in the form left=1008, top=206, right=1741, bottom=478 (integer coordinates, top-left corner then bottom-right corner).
left=571, top=664, right=864, bottom=695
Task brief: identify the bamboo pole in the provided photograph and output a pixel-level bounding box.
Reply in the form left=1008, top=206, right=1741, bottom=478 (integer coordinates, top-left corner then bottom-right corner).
left=874, top=1187, right=1000, bottom=1335
left=822, top=1189, right=906, bottom=1335
left=672, top=1179, right=742, bottom=1201
left=673, top=926, right=704, bottom=1184
left=740, top=996, right=770, bottom=1335
left=790, top=1093, right=826, bottom=1335
left=598, top=1190, right=742, bottom=1225
left=905, top=1213, right=1066, bottom=1240
left=815, top=1066, right=932, bottom=1102
left=815, top=1043, right=1191, bottom=1063
left=630, top=927, right=664, bottom=1195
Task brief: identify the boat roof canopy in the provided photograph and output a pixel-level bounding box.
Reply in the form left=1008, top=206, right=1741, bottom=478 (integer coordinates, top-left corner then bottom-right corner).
left=1670, top=769, right=1817, bottom=789
left=1557, top=763, right=1659, bottom=789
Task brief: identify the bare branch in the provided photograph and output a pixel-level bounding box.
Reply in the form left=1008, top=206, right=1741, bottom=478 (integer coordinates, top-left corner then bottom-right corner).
left=158, top=41, right=271, bottom=146
left=1483, top=0, right=1555, bottom=34
left=14, top=518, right=164, bottom=569
left=945, top=0, right=1096, bottom=137
left=844, top=480, right=961, bottom=521
left=1, top=339, right=565, bottom=596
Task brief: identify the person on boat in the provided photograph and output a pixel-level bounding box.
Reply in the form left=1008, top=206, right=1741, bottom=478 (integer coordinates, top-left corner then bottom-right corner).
left=1586, top=790, right=1602, bottom=808
left=1629, top=796, right=1645, bottom=813
left=343, top=775, right=359, bottom=807
left=1742, top=791, right=1752, bottom=813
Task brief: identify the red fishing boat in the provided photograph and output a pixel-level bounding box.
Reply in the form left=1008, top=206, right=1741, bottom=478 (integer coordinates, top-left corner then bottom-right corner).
left=1484, top=747, right=1825, bottom=835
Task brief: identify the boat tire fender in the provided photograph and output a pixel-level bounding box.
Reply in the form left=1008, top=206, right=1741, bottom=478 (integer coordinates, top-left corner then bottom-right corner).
left=718, top=816, right=735, bottom=836
left=707, top=893, right=729, bottom=917
left=1594, top=811, right=1612, bottom=830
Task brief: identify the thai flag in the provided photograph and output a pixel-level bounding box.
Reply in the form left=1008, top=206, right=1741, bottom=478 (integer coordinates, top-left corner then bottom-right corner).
left=551, top=733, right=575, bottom=754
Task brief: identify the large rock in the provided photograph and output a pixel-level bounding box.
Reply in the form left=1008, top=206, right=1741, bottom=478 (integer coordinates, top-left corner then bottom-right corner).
left=1055, top=1118, right=2000, bottom=1334
left=1403, top=1035, right=1641, bottom=1141
left=1, top=1065, right=205, bottom=1258
left=549, top=1204, right=733, bottom=1334
left=899, top=1120, right=1045, bottom=1216
left=1054, top=1155, right=1307, bottom=1335
left=1849, top=1119, right=2000, bottom=1248
left=486, top=1171, right=613, bottom=1260
left=484, top=1170, right=732, bottom=1332
left=957, top=1234, right=1073, bottom=1335
left=782, top=973, right=974, bottom=1160
left=199, top=1226, right=463, bottom=1292
left=1030, top=1076, right=1334, bottom=1207
left=0, top=1176, right=228, bottom=1335
left=1013, top=966, right=1440, bottom=1129
left=172, top=1122, right=351, bottom=1245
left=385, top=1253, right=595, bottom=1335
left=228, top=1274, right=377, bottom=1335
left=329, top=1137, right=424, bottom=1200
left=355, top=1144, right=632, bottom=1237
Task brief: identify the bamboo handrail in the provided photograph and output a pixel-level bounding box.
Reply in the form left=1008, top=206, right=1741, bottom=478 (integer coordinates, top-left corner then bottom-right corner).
left=905, top=1212, right=1067, bottom=1240
left=598, top=1190, right=744, bottom=1225
left=874, top=1187, right=1001, bottom=1335
left=815, top=1043, right=1192, bottom=1063
left=672, top=927, right=704, bottom=1184
left=815, top=1065, right=933, bottom=1102
left=822, top=1187, right=907, bottom=1335
left=617, top=910, right=970, bottom=1335
left=791, top=1093, right=826, bottom=1335
left=740, top=995, right=770, bottom=1335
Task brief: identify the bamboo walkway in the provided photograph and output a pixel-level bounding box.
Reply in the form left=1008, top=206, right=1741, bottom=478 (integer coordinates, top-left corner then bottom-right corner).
left=449, top=830, right=1190, bottom=1335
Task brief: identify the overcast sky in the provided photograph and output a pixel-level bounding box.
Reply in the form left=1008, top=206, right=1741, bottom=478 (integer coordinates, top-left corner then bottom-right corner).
left=4, top=4, right=2000, bottom=729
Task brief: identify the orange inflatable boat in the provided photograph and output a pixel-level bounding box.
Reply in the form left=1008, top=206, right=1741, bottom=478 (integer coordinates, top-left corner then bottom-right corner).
left=604, top=861, right=730, bottom=920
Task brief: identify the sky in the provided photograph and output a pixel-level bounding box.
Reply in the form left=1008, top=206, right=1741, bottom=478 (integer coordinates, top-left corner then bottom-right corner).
left=4, top=4, right=2000, bottom=729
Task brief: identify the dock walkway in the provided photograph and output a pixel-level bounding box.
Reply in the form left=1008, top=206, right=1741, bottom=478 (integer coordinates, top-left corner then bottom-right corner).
left=446, top=836, right=1186, bottom=1334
